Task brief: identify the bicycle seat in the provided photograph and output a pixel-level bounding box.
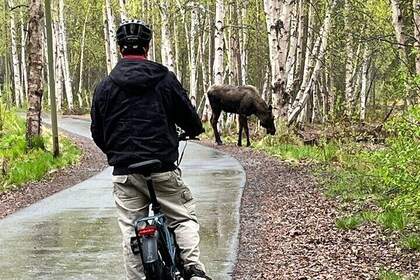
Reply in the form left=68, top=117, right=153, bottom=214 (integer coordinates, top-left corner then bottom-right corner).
left=128, top=159, right=162, bottom=176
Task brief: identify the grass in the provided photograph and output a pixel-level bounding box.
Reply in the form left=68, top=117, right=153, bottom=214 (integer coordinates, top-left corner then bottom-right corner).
left=335, top=215, right=364, bottom=230
left=0, top=110, right=81, bottom=192
left=202, top=111, right=420, bottom=253
left=377, top=270, right=403, bottom=280
left=400, top=234, right=420, bottom=251
left=377, top=210, right=408, bottom=232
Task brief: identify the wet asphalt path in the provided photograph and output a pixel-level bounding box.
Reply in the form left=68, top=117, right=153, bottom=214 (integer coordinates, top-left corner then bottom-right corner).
left=0, top=116, right=245, bottom=280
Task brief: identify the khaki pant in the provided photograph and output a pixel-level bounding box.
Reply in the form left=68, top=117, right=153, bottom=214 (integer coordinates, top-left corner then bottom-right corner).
left=112, top=168, right=205, bottom=279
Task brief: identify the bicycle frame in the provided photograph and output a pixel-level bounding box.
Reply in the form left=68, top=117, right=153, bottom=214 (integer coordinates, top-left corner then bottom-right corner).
left=129, top=159, right=185, bottom=280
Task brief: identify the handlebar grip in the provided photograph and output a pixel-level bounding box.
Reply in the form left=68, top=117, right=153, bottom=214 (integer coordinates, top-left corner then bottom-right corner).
left=178, top=133, right=199, bottom=141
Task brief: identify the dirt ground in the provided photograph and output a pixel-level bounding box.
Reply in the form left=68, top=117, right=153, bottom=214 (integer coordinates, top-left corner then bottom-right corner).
left=0, top=132, right=418, bottom=279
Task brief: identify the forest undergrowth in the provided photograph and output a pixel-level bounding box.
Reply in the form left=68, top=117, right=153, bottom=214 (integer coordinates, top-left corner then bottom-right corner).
left=203, top=105, right=420, bottom=256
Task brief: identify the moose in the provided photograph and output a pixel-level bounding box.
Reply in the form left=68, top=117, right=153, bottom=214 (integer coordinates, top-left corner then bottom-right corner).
left=207, top=84, right=276, bottom=147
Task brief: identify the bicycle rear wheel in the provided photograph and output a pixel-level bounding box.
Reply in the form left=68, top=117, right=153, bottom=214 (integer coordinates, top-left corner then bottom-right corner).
left=144, top=260, right=164, bottom=280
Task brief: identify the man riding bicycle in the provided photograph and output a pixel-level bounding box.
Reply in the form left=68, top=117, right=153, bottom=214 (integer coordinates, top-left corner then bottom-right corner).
left=90, top=19, right=211, bottom=280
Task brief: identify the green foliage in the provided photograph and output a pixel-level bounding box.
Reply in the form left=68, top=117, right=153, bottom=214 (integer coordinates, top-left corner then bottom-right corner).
left=0, top=111, right=81, bottom=193
left=377, top=209, right=408, bottom=231
left=335, top=215, right=364, bottom=230
left=400, top=234, right=420, bottom=252
left=377, top=270, right=403, bottom=280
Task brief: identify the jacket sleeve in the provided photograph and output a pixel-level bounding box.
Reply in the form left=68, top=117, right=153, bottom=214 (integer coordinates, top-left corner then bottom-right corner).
left=166, top=72, right=204, bottom=137
left=90, top=82, right=106, bottom=153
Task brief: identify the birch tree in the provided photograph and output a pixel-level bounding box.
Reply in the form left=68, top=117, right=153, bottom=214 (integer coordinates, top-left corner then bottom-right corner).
left=288, top=0, right=337, bottom=125
left=414, top=0, right=420, bottom=75
left=213, top=0, right=225, bottom=85
left=344, top=0, right=355, bottom=118
left=390, top=0, right=412, bottom=106
left=360, top=45, right=370, bottom=121
left=159, top=0, right=176, bottom=73
left=264, top=0, right=295, bottom=119
left=26, top=0, right=44, bottom=147
left=104, top=0, right=118, bottom=73
left=189, top=1, right=199, bottom=107
left=8, top=0, right=23, bottom=108
left=58, top=0, right=74, bottom=110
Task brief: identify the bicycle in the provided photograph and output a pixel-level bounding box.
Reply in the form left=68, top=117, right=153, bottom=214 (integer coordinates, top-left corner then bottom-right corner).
left=128, top=134, right=197, bottom=280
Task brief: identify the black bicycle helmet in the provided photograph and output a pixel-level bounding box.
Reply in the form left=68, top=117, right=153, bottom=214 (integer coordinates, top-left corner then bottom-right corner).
left=116, top=20, right=153, bottom=49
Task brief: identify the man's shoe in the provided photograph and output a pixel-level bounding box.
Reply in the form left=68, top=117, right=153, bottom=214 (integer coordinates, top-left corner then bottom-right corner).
left=188, top=266, right=212, bottom=280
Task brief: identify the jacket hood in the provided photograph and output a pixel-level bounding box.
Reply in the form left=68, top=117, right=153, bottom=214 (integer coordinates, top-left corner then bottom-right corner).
left=109, top=58, right=168, bottom=90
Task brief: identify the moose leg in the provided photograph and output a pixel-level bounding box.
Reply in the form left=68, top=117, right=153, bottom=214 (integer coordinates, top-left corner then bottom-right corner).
left=238, top=114, right=250, bottom=147
left=210, top=109, right=223, bottom=145
left=237, top=115, right=243, bottom=146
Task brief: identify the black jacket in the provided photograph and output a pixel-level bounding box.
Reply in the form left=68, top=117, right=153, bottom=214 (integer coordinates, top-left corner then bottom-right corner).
left=90, top=57, right=204, bottom=175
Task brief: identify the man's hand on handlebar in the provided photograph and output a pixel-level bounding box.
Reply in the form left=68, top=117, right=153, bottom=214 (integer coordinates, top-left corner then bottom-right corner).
left=178, top=132, right=200, bottom=141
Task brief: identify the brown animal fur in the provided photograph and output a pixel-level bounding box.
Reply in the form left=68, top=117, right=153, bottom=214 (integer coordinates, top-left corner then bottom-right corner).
left=207, top=84, right=276, bottom=146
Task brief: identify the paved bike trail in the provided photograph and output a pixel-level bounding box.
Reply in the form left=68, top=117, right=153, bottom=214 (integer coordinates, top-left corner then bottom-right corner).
left=0, top=116, right=245, bottom=280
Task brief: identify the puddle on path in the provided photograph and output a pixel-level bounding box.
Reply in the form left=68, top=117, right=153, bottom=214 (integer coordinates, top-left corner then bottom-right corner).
left=0, top=138, right=244, bottom=280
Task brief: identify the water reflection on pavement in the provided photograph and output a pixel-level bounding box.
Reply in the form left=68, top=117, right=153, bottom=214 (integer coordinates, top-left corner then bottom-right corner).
left=0, top=117, right=245, bottom=280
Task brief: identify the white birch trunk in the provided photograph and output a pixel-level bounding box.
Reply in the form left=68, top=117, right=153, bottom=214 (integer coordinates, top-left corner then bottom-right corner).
left=295, top=0, right=307, bottom=83
left=414, top=0, right=420, bottom=73
left=360, top=46, right=370, bottom=121
left=413, top=0, right=420, bottom=102
left=8, top=0, right=23, bottom=107
left=344, top=0, right=354, bottom=118
left=189, top=2, right=199, bottom=107
left=160, top=0, right=176, bottom=72
left=119, top=0, right=128, bottom=20
left=59, top=0, right=74, bottom=109
left=77, top=4, right=91, bottom=106
left=240, top=5, right=248, bottom=84
left=264, top=0, right=280, bottom=114
left=288, top=0, right=337, bottom=125
left=285, top=3, right=299, bottom=109
left=391, top=0, right=412, bottom=105
left=20, top=12, right=28, bottom=101
left=103, top=6, right=113, bottom=73
left=105, top=0, right=118, bottom=69
left=54, top=22, right=63, bottom=111
left=213, top=0, right=225, bottom=85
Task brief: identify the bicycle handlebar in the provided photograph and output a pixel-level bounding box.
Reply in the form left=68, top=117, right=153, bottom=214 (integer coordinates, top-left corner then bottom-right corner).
left=178, top=132, right=200, bottom=141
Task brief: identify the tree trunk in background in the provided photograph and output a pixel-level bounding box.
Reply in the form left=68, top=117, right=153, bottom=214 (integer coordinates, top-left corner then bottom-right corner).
left=228, top=0, right=241, bottom=86
left=285, top=3, right=299, bottom=113
left=8, top=0, right=23, bottom=108
left=119, top=0, right=128, bottom=20
left=239, top=4, right=248, bottom=85
left=289, top=1, right=315, bottom=122
left=264, top=0, right=280, bottom=116
left=26, top=0, right=44, bottom=147
left=360, top=45, right=370, bottom=121
left=295, top=0, right=307, bottom=91
left=344, top=0, right=354, bottom=119
left=53, top=22, right=63, bottom=111
left=59, top=0, right=74, bottom=110
left=213, top=0, right=225, bottom=85
left=200, top=13, right=212, bottom=122
left=264, top=0, right=294, bottom=120
left=160, top=0, right=176, bottom=73
left=288, top=0, right=336, bottom=125
left=103, top=6, right=113, bottom=73
left=414, top=0, right=420, bottom=74
left=20, top=11, right=28, bottom=102
left=390, top=0, right=412, bottom=106
left=413, top=0, right=420, bottom=102
left=189, top=2, right=198, bottom=107
left=105, top=0, right=118, bottom=71
left=77, top=4, right=91, bottom=107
